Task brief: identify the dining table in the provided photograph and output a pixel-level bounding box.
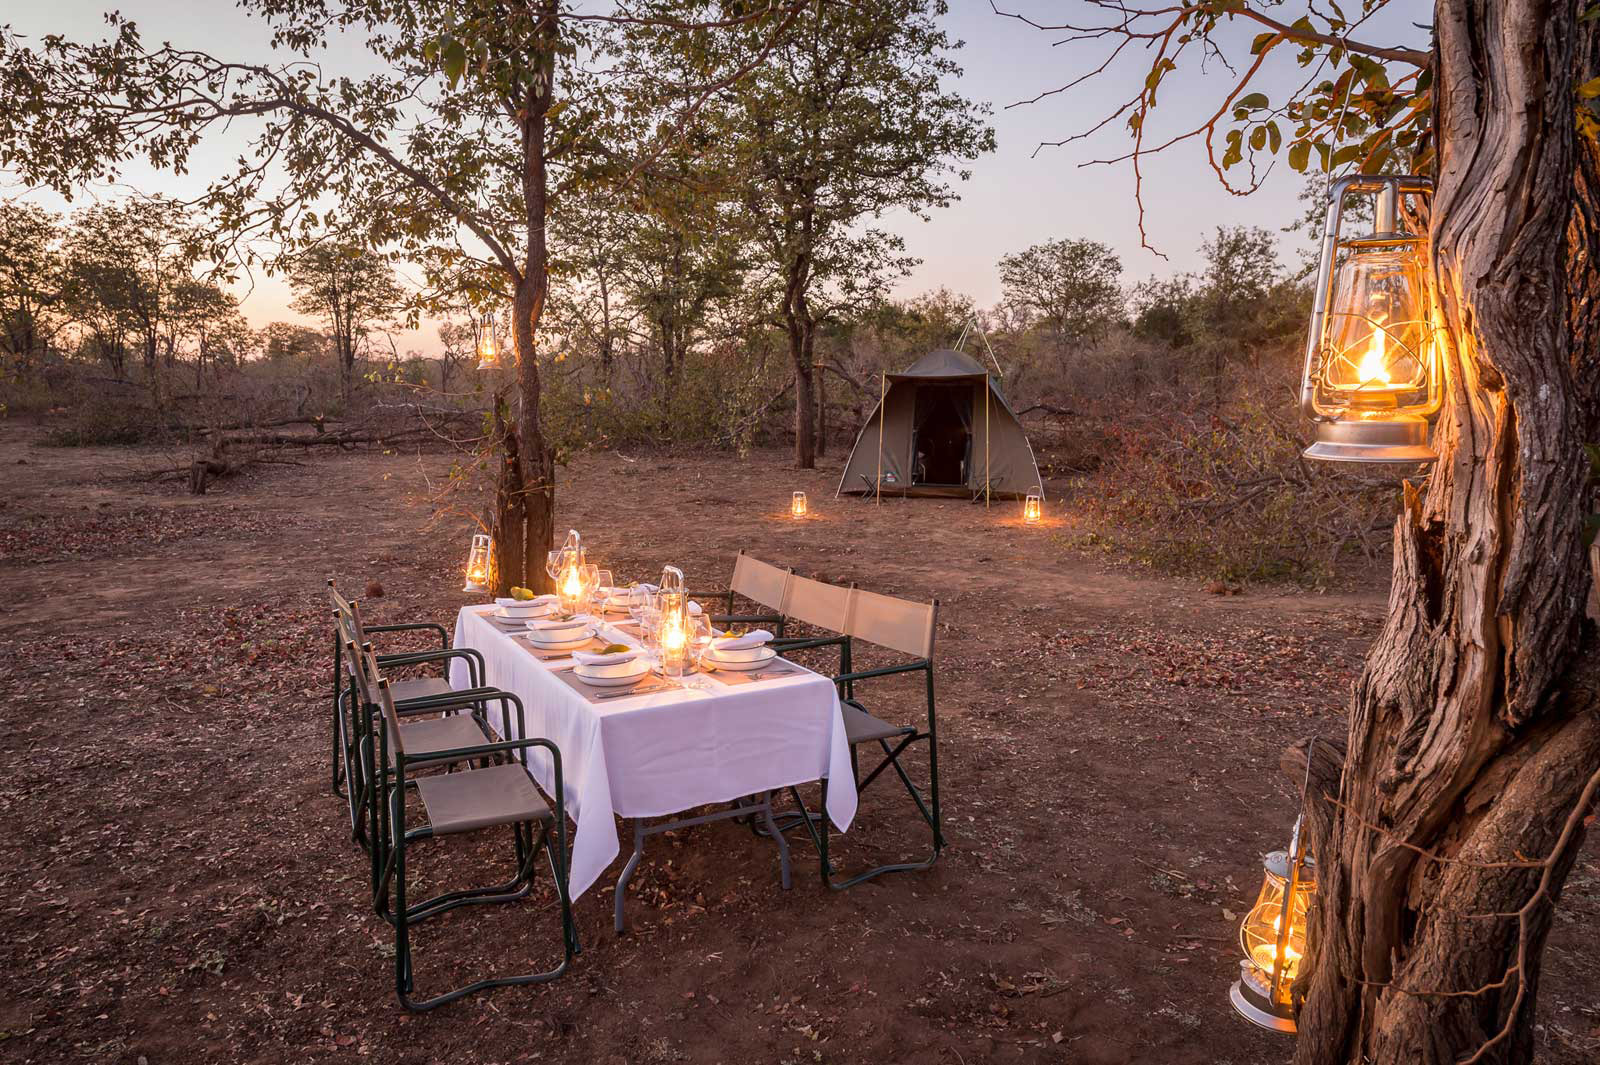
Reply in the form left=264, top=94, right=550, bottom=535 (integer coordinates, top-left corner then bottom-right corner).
left=449, top=602, right=858, bottom=930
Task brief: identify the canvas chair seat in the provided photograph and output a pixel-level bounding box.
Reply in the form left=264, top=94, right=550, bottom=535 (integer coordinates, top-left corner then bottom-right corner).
left=391, top=676, right=455, bottom=704
left=415, top=762, right=552, bottom=835
left=398, top=714, right=492, bottom=766
left=841, top=702, right=914, bottom=745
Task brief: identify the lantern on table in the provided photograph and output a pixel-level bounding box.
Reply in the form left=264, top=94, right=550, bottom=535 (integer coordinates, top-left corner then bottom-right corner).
left=1299, top=175, right=1439, bottom=463
left=1230, top=816, right=1316, bottom=1033
left=791, top=491, right=808, bottom=519
left=551, top=530, right=593, bottom=613
left=475, top=312, right=501, bottom=370
left=1022, top=489, right=1043, bottom=525
left=656, top=564, right=690, bottom=677
left=462, top=533, right=493, bottom=593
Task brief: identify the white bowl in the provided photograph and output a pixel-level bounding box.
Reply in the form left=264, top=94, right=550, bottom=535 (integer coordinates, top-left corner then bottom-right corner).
left=527, top=617, right=590, bottom=640
left=708, top=641, right=770, bottom=663
left=578, top=652, right=643, bottom=678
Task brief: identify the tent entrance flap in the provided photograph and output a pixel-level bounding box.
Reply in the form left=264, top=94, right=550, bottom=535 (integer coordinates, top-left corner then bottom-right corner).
left=910, top=384, right=973, bottom=486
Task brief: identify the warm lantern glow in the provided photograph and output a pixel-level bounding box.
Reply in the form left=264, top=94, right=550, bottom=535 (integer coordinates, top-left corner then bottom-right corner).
left=1299, top=175, right=1439, bottom=463
left=462, top=533, right=492, bottom=593
left=791, top=491, right=808, bottom=518
left=1230, top=825, right=1316, bottom=1034
left=1023, top=493, right=1042, bottom=525
left=476, top=312, right=501, bottom=370
left=656, top=565, right=689, bottom=677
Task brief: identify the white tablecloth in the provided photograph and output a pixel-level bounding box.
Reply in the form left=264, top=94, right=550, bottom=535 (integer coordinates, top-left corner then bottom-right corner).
left=450, top=606, right=857, bottom=899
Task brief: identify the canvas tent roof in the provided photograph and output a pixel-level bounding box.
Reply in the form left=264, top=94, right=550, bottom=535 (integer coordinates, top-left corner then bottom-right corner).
left=835, top=349, right=1044, bottom=500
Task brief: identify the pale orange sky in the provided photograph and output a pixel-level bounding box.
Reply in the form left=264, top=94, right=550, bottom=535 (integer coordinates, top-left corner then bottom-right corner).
left=4, top=2, right=1431, bottom=355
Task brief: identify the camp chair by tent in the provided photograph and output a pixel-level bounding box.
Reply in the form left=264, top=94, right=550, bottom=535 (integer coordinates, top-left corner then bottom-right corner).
left=835, top=348, right=1044, bottom=502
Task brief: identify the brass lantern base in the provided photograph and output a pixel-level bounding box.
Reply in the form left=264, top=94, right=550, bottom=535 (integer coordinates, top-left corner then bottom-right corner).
left=1304, top=415, right=1436, bottom=464
left=1230, top=967, right=1297, bottom=1034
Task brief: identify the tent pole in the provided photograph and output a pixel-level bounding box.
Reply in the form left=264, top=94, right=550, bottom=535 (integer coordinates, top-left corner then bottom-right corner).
left=985, top=378, right=991, bottom=508
left=876, top=371, right=886, bottom=507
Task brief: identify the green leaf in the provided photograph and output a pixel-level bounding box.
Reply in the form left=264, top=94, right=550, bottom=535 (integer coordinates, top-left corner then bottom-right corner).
left=442, top=39, right=467, bottom=88
left=1266, top=121, right=1282, bottom=153
left=1250, top=32, right=1278, bottom=55
left=1580, top=77, right=1600, bottom=100
left=1288, top=140, right=1311, bottom=172
left=1236, top=92, right=1269, bottom=111
left=1249, top=126, right=1266, bottom=151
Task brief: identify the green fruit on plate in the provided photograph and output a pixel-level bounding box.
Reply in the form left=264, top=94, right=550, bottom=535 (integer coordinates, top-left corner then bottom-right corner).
left=511, top=586, right=535, bottom=600
left=600, top=643, right=632, bottom=654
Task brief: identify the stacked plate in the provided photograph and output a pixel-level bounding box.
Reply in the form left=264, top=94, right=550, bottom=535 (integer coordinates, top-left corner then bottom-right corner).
left=572, top=655, right=650, bottom=688
left=702, top=643, right=779, bottom=671
left=523, top=616, right=595, bottom=649
left=493, top=596, right=557, bottom=623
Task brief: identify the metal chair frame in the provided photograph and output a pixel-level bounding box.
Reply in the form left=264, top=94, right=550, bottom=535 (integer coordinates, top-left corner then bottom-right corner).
left=366, top=663, right=576, bottom=1011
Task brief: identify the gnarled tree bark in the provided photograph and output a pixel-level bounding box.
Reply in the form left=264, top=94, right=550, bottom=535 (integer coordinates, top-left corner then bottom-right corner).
left=1292, top=4, right=1600, bottom=1064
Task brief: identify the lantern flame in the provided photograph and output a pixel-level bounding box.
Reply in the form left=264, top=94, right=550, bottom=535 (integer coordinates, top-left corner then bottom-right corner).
left=562, top=565, right=582, bottom=599
left=661, top=619, right=686, bottom=652
left=1358, top=319, right=1391, bottom=387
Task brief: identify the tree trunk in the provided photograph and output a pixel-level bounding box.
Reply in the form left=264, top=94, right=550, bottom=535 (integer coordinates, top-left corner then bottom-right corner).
left=816, top=357, right=828, bottom=458
left=491, top=394, right=525, bottom=596
left=513, top=14, right=557, bottom=594
left=1293, top=6, right=1600, bottom=1064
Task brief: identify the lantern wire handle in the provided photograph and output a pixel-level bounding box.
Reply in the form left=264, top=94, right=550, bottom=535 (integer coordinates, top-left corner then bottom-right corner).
left=1271, top=733, right=1321, bottom=1007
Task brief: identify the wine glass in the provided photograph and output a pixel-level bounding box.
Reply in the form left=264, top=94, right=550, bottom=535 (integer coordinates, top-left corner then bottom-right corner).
left=684, top=615, right=715, bottom=689
left=596, top=569, right=615, bottom=608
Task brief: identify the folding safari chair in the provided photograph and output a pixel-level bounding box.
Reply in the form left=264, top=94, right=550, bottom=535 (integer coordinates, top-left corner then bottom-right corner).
left=697, top=550, right=792, bottom=636
left=328, top=579, right=491, bottom=791
left=361, top=651, right=575, bottom=1011
left=786, top=588, right=943, bottom=889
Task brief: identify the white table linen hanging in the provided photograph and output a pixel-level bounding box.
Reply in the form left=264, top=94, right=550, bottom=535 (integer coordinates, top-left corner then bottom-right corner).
left=450, top=605, right=857, bottom=899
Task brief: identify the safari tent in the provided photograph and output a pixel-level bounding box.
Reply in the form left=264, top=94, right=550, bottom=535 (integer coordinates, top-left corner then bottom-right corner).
left=835, top=348, right=1044, bottom=501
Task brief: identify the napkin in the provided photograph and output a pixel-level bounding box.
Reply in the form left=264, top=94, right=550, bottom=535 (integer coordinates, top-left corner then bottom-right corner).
left=711, top=629, right=772, bottom=652
left=499, top=594, right=557, bottom=608
left=688, top=600, right=704, bottom=616
left=571, top=648, right=640, bottom=666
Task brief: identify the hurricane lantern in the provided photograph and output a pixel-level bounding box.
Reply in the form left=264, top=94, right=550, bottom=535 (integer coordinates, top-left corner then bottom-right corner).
left=657, top=564, right=690, bottom=677
left=475, top=312, right=501, bottom=370
left=462, top=533, right=493, bottom=593
left=1299, top=174, right=1439, bottom=464
left=1230, top=817, right=1317, bottom=1033
left=791, top=491, right=809, bottom=518
left=553, top=530, right=590, bottom=613
left=1023, top=490, right=1043, bottom=525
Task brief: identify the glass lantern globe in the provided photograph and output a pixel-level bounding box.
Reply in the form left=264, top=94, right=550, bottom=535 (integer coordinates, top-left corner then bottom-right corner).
left=656, top=564, right=690, bottom=677
left=1023, top=492, right=1043, bottom=525
left=1300, top=175, right=1439, bottom=463
left=475, top=312, right=501, bottom=370
left=791, top=491, right=808, bottom=518
left=1231, top=829, right=1316, bottom=1033
left=462, top=533, right=492, bottom=593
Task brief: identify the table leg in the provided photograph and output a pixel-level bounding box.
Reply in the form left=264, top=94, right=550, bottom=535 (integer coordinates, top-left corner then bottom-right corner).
left=614, top=819, right=647, bottom=935
left=758, top=791, right=792, bottom=890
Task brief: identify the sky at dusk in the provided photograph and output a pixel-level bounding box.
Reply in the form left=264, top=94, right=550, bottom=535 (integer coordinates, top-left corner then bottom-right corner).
left=4, top=2, right=1432, bottom=354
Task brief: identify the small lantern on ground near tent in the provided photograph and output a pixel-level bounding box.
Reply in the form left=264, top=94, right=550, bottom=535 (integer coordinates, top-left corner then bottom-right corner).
left=791, top=491, right=808, bottom=518
left=1231, top=817, right=1317, bottom=1033
left=1299, top=174, right=1439, bottom=463
left=1023, top=491, right=1042, bottom=525
left=656, top=565, right=689, bottom=677
left=475, top=312, right=501, bottom=370
left=463, top=533, right=492, bottom=593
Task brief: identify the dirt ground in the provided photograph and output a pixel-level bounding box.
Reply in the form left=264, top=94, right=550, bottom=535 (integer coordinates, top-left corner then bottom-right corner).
left=2, top=420, right=1596, bottom=1065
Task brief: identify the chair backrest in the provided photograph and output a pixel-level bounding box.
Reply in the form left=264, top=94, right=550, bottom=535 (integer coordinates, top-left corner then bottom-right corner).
left=359, top=645, right=406, bottom=760
left=730, top=552, right=791, bottom=613
left=783, top=575, right=854, bottom=634
left=846, top=588, right=938, bottom=660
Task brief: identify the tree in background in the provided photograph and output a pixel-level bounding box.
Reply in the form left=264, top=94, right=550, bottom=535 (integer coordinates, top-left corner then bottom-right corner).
left=647, top=0, right=993, bottom=468
left=0, top=202, right=66, bottom=381
left=1004, top=2, right=1600, bottom=1060
left=0, top=1, right=806, bottom=590
left=998, top=237, right=1124, bottom=347
left=1185, top=226, right=1304, bottom=407
left=286, top=244, right=402, bottom=405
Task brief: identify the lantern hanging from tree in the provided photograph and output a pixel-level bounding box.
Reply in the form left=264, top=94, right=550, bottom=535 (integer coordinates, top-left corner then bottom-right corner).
left=656, top=564, right=690, bottom=677
left=791, top=491, right=808, bottom=518
left=462, top=533, right=492, bottom=593
left=475, top=312, right=501, bottom=370
left=1230, top=816, right=1317, bottom=1033
left=1299, top=175, right=1439, bottom=463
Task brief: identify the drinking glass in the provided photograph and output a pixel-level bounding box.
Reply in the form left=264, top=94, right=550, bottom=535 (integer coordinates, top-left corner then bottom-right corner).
left=684, top=615, right=715, bottom=689
left=596, top=569, right=615, bottom=607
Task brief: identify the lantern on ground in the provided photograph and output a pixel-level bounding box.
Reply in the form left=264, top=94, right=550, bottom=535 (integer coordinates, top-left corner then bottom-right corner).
left=656, top=564, right=689, bottom=677
left=1299, top=175, right=1439, bottom=463
left=1022, top=489, right=1043, bottom=525
left=475, top=312, right=501, bottom=370
left=462, top=533, right=492, bottom=593
left=791, top=491, right=808, bottom=518
left=1230, top=817, right=1316, bottom=1033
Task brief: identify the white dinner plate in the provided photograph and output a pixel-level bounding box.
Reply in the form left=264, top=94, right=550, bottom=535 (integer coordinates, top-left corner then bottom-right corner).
left=521, top=627, right=596, bottom=650
left=706, top=642, right=770, bottom=663
left=573, top=658, right=651, bottom=687
left=704, top=646, right=779, bottom=671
